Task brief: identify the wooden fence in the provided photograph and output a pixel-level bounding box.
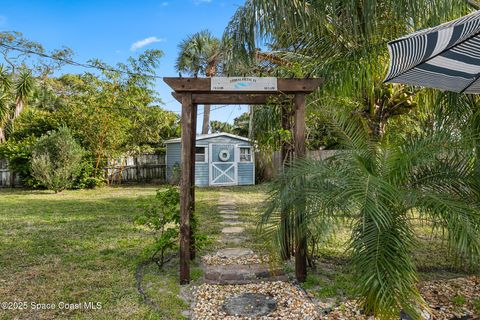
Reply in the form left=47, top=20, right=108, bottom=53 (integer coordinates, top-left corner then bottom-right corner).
left=0, top=154, right=167, bottom=188
left=0, top=159, right=21, bottom=188
left=105, top=154, right=166, bottom=184
left=258, top=150, right=338, bottom=181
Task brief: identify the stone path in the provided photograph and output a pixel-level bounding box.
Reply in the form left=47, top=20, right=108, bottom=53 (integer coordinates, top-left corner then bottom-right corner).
left=192, top=193, right=320, bottom=319
left=202, top=194, right=285, bottom=284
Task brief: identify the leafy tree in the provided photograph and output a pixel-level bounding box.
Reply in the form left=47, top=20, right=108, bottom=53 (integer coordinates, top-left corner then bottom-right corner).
left=263, top=114, right=480, bottom=319
left=232, top=112, right=250, bottom=137
left=176, top=30, right=223, bottom=134
left=0, top=31, right=73, bottom=78
left=31, top=127, right=84, bottom=193
left=210, top=120, right=234, bottom=134
left=51, top=50, right=172, bottom=175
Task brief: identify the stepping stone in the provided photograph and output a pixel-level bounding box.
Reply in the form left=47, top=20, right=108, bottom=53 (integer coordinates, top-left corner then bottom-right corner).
left=222, top=226, right=244, bottom=234
left=217, top=206, right=237, bottom=211
left=220, top=220, right=242, bottom=226
left=220, top=214, right=239, bottom=220
left=219, top=209, right=239, bottom=214
left=218, top=237, right=245, bottom=245
left=216, top=247, right=253, bottom=259
left=223, top=293, right=277, bottom=317
left=218, top=201, right=236, bottom=206
left=203, top=263, right=287, bottom=284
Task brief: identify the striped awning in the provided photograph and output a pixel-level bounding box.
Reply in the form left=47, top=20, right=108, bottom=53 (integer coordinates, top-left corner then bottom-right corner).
left=385, top=10, right=480, bottom=94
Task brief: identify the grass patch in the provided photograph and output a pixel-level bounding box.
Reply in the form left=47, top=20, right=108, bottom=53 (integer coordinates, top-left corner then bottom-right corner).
left=0, top=185, right=224, bottom=320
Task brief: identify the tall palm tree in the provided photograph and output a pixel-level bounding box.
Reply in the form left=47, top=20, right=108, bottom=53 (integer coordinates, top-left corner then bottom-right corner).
left=0, top=66, right=34, bottom=142
left=176, top=30, right=223, bottom=134
left=263, top=114, right=480, bottom=319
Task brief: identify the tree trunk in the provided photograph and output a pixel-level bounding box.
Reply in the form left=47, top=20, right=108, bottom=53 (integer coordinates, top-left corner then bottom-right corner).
left=248, top=105, right=254, bottom=140
left=202, top=62, right=218, bottom=135
left=0, top=126, right=5, bottom=143
left=14, top=98, right=24, bottom=119
left=202, top=104, right=210, bottom=134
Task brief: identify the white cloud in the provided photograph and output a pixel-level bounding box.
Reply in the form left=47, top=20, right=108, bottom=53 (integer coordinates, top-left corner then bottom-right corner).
left=161, top=2, right=169, bottom=6
left=130, top=36, right=165, bottom=51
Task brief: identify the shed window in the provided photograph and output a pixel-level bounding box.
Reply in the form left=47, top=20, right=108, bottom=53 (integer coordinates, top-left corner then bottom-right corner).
left=195, top=147, right=207, bottom=162
left=240, top=147, right=252, bottom=162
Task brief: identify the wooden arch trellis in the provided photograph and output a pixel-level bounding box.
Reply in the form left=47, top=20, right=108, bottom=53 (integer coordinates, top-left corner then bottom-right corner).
left=163, top=77, right=323, bottom=284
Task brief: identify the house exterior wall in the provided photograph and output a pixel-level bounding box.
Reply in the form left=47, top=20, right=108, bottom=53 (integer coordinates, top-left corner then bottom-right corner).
left=166, top=135, right=254, bottom=187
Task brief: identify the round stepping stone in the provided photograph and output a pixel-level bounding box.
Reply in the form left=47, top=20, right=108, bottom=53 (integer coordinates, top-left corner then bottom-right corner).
left=223, top=293, right=277, bottom=317
left=220, top=220, right=242, bottom=225
left=220, top=215, right=239, bottom=220
left=216, top=247, right=253, bottom=258
left=222, top=226, right=244, bottom=234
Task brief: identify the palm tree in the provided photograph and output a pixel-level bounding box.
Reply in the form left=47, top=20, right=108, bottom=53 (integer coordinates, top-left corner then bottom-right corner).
left=0, top=66, right=34, bottom=142
left=263, top=114, right=480, bottom=319
left=176, top=30, right=223, bottom=134
left=223, top=0, right=475, bottom=138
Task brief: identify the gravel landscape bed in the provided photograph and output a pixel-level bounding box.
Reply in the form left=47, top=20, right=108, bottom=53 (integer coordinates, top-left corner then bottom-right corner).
left=192, top=281, right=319, bottom=319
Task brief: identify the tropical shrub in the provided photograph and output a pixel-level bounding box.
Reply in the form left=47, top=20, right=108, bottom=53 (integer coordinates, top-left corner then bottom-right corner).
left=31, top=127, right=84, bottom=193
left=263, top=115, right=480, bottom=319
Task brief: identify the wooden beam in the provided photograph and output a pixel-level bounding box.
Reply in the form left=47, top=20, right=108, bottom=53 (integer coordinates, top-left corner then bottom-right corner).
left=189, top=103, right=197, bottom=261
left=172, top=92, right=288, bottom=105
left=179, top=93, right=193, bottom=285
left=164, top=77, right=323, bottom=93
left=293, top=93, right=307, bottom=283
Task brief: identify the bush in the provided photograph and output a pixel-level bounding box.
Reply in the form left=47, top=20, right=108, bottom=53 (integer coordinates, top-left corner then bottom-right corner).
left=72, top=159, right=105, bottom=189
left=31, top=127, right=84, bottom=193
left=0, top=137, right=39, bottom=187
left=136, top=187, right=180, bottom=269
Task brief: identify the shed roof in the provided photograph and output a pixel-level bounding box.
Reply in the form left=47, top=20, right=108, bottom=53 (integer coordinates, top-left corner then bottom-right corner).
left=164, top=132, right=250, bottom=144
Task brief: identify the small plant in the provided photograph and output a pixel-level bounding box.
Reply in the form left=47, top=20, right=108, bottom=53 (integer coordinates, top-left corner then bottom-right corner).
left=473, top=298, right=480, bottom=313
left=452, top=295, right=467, bottom=307
left=170, top=163, right=181, bottom=185
left=136, top=187, right=180, bottom=269
left=31, top=127, right=84, bottom=193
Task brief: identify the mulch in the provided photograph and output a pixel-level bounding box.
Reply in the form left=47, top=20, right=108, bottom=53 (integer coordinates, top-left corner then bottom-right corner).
left=317, top=276, right=480, bottom=319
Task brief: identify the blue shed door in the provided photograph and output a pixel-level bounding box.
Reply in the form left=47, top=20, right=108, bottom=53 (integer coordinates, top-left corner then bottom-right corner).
left=209, top=144, right=237, bottom=186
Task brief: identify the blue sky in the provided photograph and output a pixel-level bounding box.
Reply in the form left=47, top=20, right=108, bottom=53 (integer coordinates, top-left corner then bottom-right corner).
left=0, top=0, right=249, bottom=127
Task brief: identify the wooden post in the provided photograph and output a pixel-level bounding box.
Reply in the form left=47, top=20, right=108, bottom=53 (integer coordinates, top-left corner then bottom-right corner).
left=189, top=103, right=197, bottom=261
left=280, top=102, right=292, bottom=260
left=180, top=93, right=193, bottom=284
left=294, top=93, right=307, bottom=282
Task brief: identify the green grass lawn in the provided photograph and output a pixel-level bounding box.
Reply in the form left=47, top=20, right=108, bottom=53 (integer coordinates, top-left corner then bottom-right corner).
left=0, top=185, right=225, bottom=320
left=0, top=184, right=477, bottom=319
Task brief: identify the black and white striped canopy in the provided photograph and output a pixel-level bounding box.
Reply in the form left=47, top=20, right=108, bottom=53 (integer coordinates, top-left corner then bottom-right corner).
left=385, top=10, right=480, bottom=93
